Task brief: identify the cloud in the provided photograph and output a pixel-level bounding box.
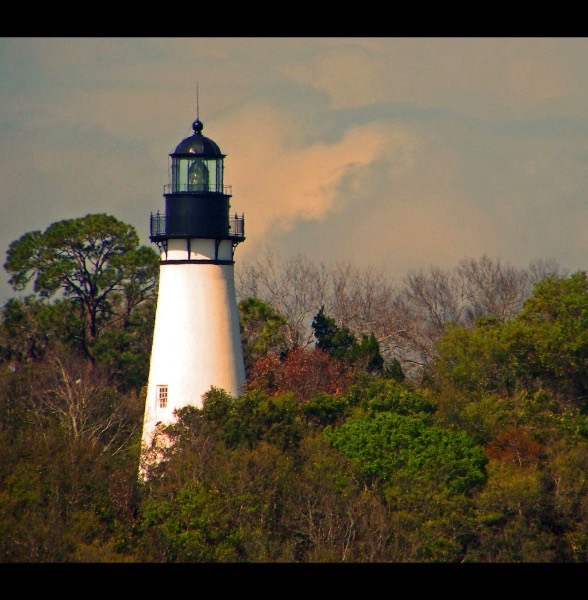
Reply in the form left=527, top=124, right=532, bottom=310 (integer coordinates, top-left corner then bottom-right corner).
left=213, top=102, right=389, bottom=259
left=257, top=119, right=501, bottom=277
left=2, top=37, right=588, bottom=305
left=281, top=42, right=390, bottom=110
left=152, top=92, right=500, bottom=275
left=281, top=38, right=581, bottom=121
left=503, top=56, right=572, bottom=111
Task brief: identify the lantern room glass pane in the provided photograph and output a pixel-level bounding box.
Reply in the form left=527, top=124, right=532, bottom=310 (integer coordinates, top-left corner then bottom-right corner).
left=188, top=158, right=209, bottom=191
left=172, top=157, right=223, bottom=192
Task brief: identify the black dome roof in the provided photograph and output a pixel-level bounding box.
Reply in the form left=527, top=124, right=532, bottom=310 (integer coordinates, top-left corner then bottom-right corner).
left=171, top=119, right=224, bottom=157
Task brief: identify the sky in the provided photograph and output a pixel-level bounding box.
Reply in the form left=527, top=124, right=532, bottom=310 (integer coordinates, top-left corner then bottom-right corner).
left=1, top=37, right=588, bottom=303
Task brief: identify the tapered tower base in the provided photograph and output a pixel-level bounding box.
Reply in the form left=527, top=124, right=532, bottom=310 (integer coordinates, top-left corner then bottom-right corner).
left=141, top=255, right=245, bottom=450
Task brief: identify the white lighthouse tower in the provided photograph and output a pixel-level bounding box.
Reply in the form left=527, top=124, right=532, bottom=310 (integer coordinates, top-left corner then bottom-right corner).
left=141, top=115, right=246, bottom=452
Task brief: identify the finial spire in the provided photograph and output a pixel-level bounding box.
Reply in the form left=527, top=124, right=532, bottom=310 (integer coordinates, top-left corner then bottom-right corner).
left=192, top=82, right=203, bottom=135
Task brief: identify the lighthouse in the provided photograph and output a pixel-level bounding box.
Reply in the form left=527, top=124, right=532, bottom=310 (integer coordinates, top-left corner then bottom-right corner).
left=141, top=116, right=246, bottom=451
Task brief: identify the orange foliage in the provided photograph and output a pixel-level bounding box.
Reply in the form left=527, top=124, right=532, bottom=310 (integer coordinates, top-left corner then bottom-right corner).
left=485, top=426, right=542, bottom=467
left=247, top=346, right=354, bottom=400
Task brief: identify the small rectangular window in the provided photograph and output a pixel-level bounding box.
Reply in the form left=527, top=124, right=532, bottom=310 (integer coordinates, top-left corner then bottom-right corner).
left=157, top=385, right=168, bottom=409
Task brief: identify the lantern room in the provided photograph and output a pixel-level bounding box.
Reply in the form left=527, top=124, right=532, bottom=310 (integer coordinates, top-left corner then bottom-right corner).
left=168, top=118, right=226, bottom=194
left=150, top=116, right=244, bottom=246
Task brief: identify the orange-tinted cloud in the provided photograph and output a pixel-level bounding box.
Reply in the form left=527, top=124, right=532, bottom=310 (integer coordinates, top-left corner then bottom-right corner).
left=214, top=102, right=388, bottom=253
left=214, top=105, right=500, bottom=273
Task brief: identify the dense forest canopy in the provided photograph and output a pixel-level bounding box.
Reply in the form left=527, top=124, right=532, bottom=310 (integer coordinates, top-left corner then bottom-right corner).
left=1, top=213, right=588, bottom=563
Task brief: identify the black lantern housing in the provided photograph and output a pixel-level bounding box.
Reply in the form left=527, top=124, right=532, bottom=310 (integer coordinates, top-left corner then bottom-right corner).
left=150, top=119, right=244, bottom=246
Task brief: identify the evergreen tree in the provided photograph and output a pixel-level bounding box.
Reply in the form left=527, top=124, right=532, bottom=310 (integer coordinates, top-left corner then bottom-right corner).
left=312, top=306, right=385, bottom=374
left=4, top=213, right=159, bottom=362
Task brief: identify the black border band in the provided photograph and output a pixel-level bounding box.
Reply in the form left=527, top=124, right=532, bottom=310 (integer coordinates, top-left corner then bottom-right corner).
left=160, top=259, right=235, bottom=265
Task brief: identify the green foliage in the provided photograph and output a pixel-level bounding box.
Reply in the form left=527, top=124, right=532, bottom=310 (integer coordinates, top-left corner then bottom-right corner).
left=345, top=377, right=435, bottom=417
left=325, top=408, right=488, bottom=561
left=469, top=461, right=560, bottom=562
left=91, top=298, right=156, bottom=391
left=312, top=306, right=356, bottom=359
left=238, top=297, right=287, bottom=371
left=0, top=295, right=92, bottom=366
left=140, top=482, right=248, bottom=562
left=202, top=389, right=305, bottom=452
left=312, top=306, right=385, bottom=374
left=3, top=250, right=588, bottom=563
left=431, top=272, right=588, bottom=410
left=4, top=213, right=159, bottom=360
left=326, top=412, right=488, bottom=496
left=518, top=272, right=588, bottom=400
left=138, top=405, right=401, bottom=562
left=383, top=357, right=405, bottom=381
left=0, top=396, right=141, bottom=562
left=300, top=393, right=350, bottom=427
left=432, top=319, right=521, bottom=395
left=347, top=332, right=385, bottom=373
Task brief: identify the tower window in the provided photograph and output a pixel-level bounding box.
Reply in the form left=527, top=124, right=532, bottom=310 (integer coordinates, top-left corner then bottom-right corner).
left=157, top=385, right=168, bottom=409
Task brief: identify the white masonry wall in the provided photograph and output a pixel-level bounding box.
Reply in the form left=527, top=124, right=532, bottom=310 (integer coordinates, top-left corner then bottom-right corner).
left=141, top=238, right=246, bottom=450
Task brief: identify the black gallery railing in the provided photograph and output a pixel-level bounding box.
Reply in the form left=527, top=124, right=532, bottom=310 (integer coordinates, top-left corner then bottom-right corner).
left=150, top=212, right=245, bottom=240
